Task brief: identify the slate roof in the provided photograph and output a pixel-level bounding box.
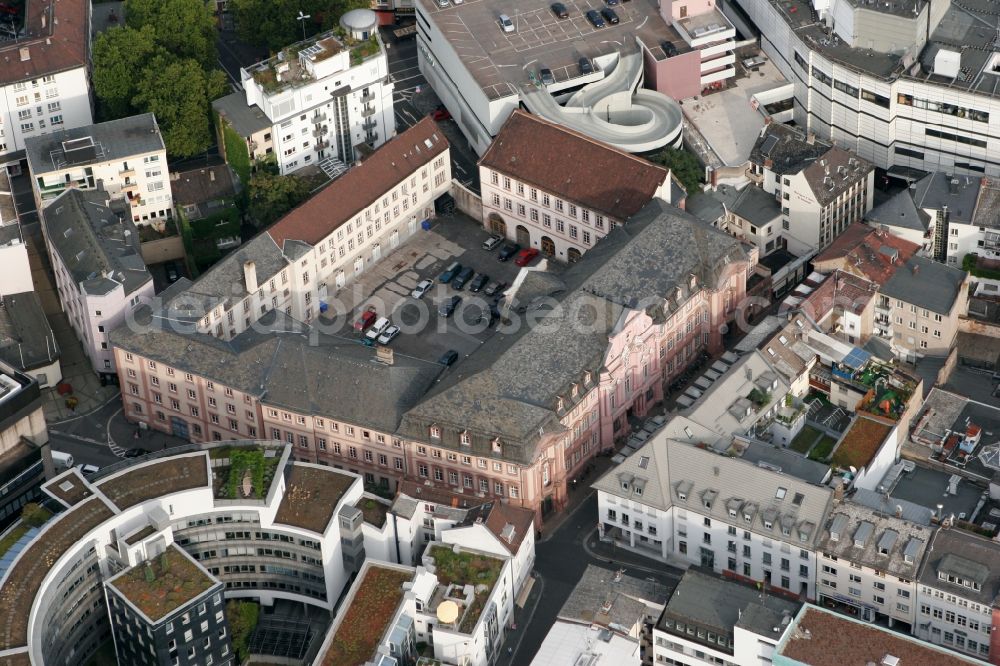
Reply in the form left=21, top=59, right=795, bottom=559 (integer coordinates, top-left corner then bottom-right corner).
left=660, top=569, right=799, bottom=641
left=971, top=177, right=1000, bottom=230
left=170, top=165, right=238, bottom=206
left=212, top=91, right=272, bottom=137
left=0, top=0, right=89, bottom=86
left=866, top=188, right=931, bottom=232
left=740, top=441, right=830, bottom=485
left=559, top=564, right=670, bottom=628
left=880, top=255, right=966, bottom=315
left=593, top=432, right=832, bottom=547
left=267, top=118, right=448, bottom=249
left=41, top=189, right=151, bottom=297
left=479, top=110, right=669, bottom=221
left=912, top=172, right=982, bottom=224
left=800, top=147, right=874, bottom=207
left=816, top=500, right=930, bottom=579
left=0, top=291, right=60, bottom=373
left=918, top=528, right=1000, bottom=606
left=25, top=114, right=164, bottom=175
left=731, top=185, right=781, bottom=228
left=749, top=123, right=830, bottom=175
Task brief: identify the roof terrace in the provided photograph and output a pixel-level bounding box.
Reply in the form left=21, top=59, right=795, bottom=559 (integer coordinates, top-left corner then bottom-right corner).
left=107, top=544, right=216, bottom=623
left=96, top=454, right=209, bottom=511
left=830, top=416, right=893, bottom=471
left=246, top=29, right=382, bottom=94
left=426, top=545, right=504, bottom=634
left=319, top=564, right=414, bottom=666
left=274, top=464, right=355, bottom=534
left=0, top=498, right=115, bottom=650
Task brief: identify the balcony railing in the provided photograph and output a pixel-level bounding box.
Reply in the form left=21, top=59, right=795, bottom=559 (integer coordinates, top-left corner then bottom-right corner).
left=313, top=112, right=327, bottom=123
left=312, top=126, right=327, bottom=137
left=361, top=105, right=376, bottom=118
left=360, top=92, right=376, bottom=104
left=363, top=117, right=377, bottom=131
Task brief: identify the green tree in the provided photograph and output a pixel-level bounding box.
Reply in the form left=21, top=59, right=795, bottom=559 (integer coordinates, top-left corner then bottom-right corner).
left=226, top=600, right=259, bottom=661
left=125, top=0, right=218, bottom=67
left=246, top=170, right=314, bottom=227
left=231, top=0, right=371, bottom=50
left=91, top=25, right=163, bottom=120
left=134, top=58, right=228, bottom=158
left=650, top=147, right=704, bottom=195
left=21, top=503, right=51, bottom=528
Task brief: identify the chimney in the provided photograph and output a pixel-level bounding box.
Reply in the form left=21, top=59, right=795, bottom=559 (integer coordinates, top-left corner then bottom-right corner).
left=243, top=261, right=257, bottom=293
left=807, top=132, right=816, bottom=145
left=19, top=47, right=29, bottom=62
left=764, top=158, right=774, bottom=168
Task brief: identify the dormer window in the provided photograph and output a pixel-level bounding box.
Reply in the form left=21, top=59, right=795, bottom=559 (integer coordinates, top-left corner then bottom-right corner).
left=764, top=520, right=773, bottom=529
left=621, top=481, right=630, bottom=491
left=459, top=431, right=471, bottom=447
left=744, top=513, right=752, bottom=524
left=781, top=526, right=790, bottom=537
left=729, top=509, right=737, bottom=518
left=429, top=426, right=441, bottom=439
left=634, top=486, right=643, bottom=496
left=492, top=437, right=502, bottom=454
left=678, top=491, right=687, bottom=500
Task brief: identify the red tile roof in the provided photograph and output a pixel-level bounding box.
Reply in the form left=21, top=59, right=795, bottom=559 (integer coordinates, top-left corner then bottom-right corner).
left=472, top=501, right=536, bottom=555
left=267, top=118, right=449, bottom=249
left=0, top=0, right=89, bottom=86
left=478, top=110, right=669, bottom=220
left=813, top=224, right=919, bottom=284
left=800, top=270, right=878, bottom=321
left=779, top=606, right=978, bottom=666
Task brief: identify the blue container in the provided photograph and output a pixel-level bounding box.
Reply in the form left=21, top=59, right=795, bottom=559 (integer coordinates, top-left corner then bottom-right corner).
left=421, top=219, right=432, bottom=231
left=319, top=302, right=329, bottom=313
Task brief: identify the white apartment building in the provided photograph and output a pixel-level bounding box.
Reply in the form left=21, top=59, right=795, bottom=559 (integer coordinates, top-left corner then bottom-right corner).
left=593, top=432, right=833, bottom=601
left=24, top=114, right=172, bottom=226
left=915, top=527, right=999, bottom=663
left=653, top=568, right=801, bottom=666
left=165, top=118, right=450, bottom=340
left=729, top=0, right=1000, bottom=178
left=441, top=501, right=536, bottom=595
left=0, top=225, right=31, bottom=297
left=41, top=189, right=153, bottom=374
left=215, top=11, right=393, bottom=176
left=478, top=110, right=678, bottom=262
left=814, top=500, right=930, bottom=632
left=0, top=0, right=92, bottom=167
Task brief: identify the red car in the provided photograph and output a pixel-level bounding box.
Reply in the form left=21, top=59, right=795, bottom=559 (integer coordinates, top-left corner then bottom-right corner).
left=431, top=107, right=452, bottom=121
left=353, top=306, right=378, bottom=331
left=514, top=248, right=539, bottom=266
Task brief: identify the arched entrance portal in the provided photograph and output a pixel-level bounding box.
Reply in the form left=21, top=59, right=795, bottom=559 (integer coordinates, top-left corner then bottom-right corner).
left=540, top=236, right=555, bottom=257
left=515, top=225, right=530, bottom=247
left=488, top=213, right=507, bottom=237
left=567, top=247, right=582, bottom=263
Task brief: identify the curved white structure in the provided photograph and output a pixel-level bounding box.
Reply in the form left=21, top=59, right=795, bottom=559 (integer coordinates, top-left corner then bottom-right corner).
left=518, top=49, right=683, bottom=154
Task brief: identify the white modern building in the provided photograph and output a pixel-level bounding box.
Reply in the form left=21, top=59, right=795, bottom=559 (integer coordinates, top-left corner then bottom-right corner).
left=162, top=117, right=450, bottom=341
left=748, top=124, right=875, bottom=255
left=653, top=568, right=801, bottom=666
left=0, top=442, right=372, bottom=666
left=478, top=110, right=680, bottom=262
left=41, top=189, right=153, bottom=374
left=24, top=114, right=173, bottom=226
left=728, top=0, right=1000, bottom=178
left=593, top=430, right=833, bottom=600
left=0, top=0, right=92, bottom=168
left=214, top=10, right=394, bottom=176
left=0, top=224, right=31, bottom=297
left=915, top=527, right=1000, bottom=663
left=814, top=499, right=930, bottom=632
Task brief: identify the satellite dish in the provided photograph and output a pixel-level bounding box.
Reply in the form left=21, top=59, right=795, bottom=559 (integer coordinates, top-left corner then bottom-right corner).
left=436, top=600, right=459, bottom=624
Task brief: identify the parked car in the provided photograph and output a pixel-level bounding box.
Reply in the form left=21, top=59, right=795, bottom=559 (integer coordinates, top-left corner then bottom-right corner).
left=438, top=261, right=462, bottom=283
left=164, top=261, right=180, bottom=283
left=377, top=325, right=400, bottom=345
left=586, top=9, right=605, bottom=27
left=469, top=273, right=489, bottom=292
left=452, top=266, right=475, bottom=290
left=432, top=107, right=452, bottom=121
left=539, top=68, right=555, bottom=85
left=484, top=280, right=507, bottom=297
left=661, top=40, right=677, bottom=57
left=482, top=234, right=503, bottom=251
left=353, top=306, right=378, bottom=331
left=411, top=279, right=433, bottom=299
left=605, top=0, right=619, bottom=6
left=579, top=57, right=594, bottom=74
left=439, top=350, right=459, bottom=366
left=77, top=463, right=100, bottom=476
left=497, top=243, right=520, bottom=261
left=439, top=295, right=462, bottom=317
left=601, top=7, right=619, bottom=23
left=436, top=0, right=449, bottom=7
left=499, top=13, right=514, bottom=32
left=551, top=2, right=569, bottom=18
left=514, top=247, right=540, bottom=266
left=123, top=448, right=146, bottom=459
left=365, top=317, right=391, bottom=340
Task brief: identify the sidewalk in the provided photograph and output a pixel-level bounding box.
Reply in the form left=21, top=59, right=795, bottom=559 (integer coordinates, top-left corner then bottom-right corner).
left=107, top=410, right=190, bottom=456
left=584, top=528, right=691, bottom=574
left=538, top=455, right=615, bottom=541
left=495, top=574, right=545, bottom=666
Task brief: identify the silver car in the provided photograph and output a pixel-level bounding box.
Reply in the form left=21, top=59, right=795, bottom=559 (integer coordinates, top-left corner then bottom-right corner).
left=377, top=325, right=400, bottom=345
left=411, top=279, right=433, bottom=299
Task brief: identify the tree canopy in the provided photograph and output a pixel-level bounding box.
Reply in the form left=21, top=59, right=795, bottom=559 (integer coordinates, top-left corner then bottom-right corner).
left=91, top=0, right=226, bottom=157
left=230, top=0, right=371, bottom=51
left=649, top=147, right=704, bottom=195
left=246, top=170, right=316, bottom=227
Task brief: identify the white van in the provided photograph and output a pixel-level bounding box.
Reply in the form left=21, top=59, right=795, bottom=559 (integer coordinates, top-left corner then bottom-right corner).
left=77, top=463, right=100, bottom=476
left=51, top=450, right=74, bottom=470
left=499, top=14, right=515, bottom=32
left=365, top=317, right=391, bottom=340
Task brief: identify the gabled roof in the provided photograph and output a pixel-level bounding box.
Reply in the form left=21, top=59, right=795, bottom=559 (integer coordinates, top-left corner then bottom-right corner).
left=912, top=172, right=981, bottom=224
left=267, top=118, right=448, bottom=249
left=813, top=224, right=919, bottom=284
left=170, top=165, right=238, bottom=206
left=799, top=147, right=874, bottom=206
left=800, top=270, right=879, bottom=321
left=918, top=527, right=1000, bottom=607
left=25, top=113, right=164, bottom=175
left=971, top=177, right=1000, bottom=230
left=866, top=188, right=931, bottom=232
left=479, top=110, right=669, bottom=220
left=458, top=501, right=535, bottom=555
left=0, top=0, right=89, bottom=86
left=880, top=255, right=967, bottom=315
left=730, top=185, right=781, bottom=227
left=749, top=123, right=830, bottom=175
